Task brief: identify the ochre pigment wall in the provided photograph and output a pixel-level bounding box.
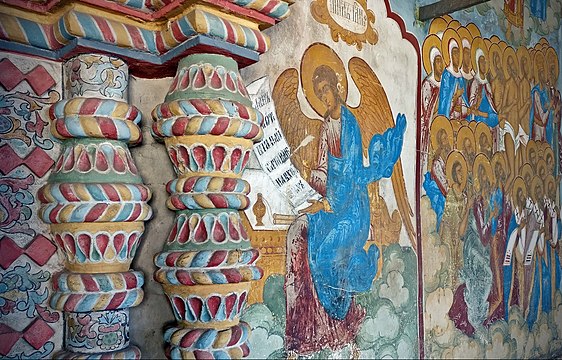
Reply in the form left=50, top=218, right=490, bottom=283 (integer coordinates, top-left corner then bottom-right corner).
left=1, top=0, right=561, bottom=359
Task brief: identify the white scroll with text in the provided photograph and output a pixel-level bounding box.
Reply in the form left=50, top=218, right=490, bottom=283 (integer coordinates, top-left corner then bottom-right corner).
left=247, top=76, right=320, bottom=210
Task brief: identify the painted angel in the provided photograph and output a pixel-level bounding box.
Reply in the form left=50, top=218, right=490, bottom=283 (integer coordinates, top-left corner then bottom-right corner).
left=274, top=43, right=415, bottom=355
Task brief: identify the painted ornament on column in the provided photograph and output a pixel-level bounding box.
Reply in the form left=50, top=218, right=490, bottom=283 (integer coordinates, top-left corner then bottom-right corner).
left=39, top=54, right=151, bottom=358
left=151, top=53, right=264, bottom=359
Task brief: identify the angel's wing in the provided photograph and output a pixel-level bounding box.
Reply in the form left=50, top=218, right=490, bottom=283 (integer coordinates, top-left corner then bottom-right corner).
left=272, top=69, right=322, bottom=182
left=348, top=57, right=416, bottom=245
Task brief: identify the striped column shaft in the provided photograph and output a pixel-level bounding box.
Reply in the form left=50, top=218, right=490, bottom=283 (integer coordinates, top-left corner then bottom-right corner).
left=39, top=54, right=151, bottom=359
left=151, top=53, right=263, bottom=359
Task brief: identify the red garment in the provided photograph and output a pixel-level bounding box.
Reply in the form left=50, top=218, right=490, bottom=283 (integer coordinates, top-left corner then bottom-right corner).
left=285, top=217, right=365, bottom=355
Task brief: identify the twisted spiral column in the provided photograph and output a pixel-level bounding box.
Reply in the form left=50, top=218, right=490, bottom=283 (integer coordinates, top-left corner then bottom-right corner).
left=151, top=53, right=264, bottom=359
left=39, top=54, right=151, bottom=359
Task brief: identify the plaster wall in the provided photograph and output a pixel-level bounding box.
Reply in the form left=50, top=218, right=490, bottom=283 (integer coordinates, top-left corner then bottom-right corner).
left=1, top=0, right=562, bottom=359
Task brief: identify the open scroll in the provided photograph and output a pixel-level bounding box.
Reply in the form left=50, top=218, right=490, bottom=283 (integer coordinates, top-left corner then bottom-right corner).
left=247, top=77, right=321, bottom=213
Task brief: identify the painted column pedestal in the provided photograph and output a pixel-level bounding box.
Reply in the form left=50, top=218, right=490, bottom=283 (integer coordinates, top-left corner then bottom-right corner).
left=39, top=54, right=151, bottom=358
left=151, top=53, right=264, bottom=359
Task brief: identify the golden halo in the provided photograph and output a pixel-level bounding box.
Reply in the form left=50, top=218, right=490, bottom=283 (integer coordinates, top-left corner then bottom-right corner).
left=498, top=40, right=508, bottom=51
left=446, top=150, right=468, bottom=190
left=471, top=37, right=488, bottom=77
left=488, top=43, right=503, bottom=78
left=429, top=17, right=449, bottom=35
left=422, top=34, right=443, bottom=75
left=301, top=43, right=348, bottom=118
left=442, top=28, right=462, bottom=68
left=430, top=115, right=453, bottom=151
left=517, top=46, right=531, bottom=79
left=545, top=174, right=556, bottom=199
left=484, top=38, right=492, bottom=51
left=511, top=176, right=527, bottom=203
left=490, top=35, right=501, bottom=44
left=450, top=119, right=462, bottom=134
left=456, top=125, right=475, bottom=152
left=537, top=159, right=548, bottom=179
left=537, top=37, right=549, bottom=47
left=537, top=140, right=547, bottom=158
left=492, top=151, right=509, bottom=179
left=448, top=20, right=462, bottom=30
left=526, top=140, right=538, bottom=166
left=520, top=163, right=533, bottom=184
left=466, top=23, right=481, bottom=39
left=529, top=48, right=536, bottom=76
left=502, top=46, right=518, bottom=80
left=473, top=153, right=495, bottom=192
left=475, top=122, right=492, bottom=153
left=469, top=120, right=478, bottom=132
left=460, top=119, right=469, bottom=127
left=441, top=14, right=453, bottom=23
left=533, top=50, right=545, bottom=85
left=457, top=27, right=472, bottom=44
left=546, top=47, right=559, bottom=85
left=531, top=176, right=543, bottom=201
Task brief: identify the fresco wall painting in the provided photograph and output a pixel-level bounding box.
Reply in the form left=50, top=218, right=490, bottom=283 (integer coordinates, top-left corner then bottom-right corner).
left=1, top=0, right=562, bottom=358
left=240, top=0, right=421, bottom=358
left=421, top=14, right=562, bottom=358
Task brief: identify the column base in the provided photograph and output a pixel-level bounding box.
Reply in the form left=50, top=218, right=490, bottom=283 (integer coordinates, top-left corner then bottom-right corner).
left=164, top=321, right=251, bottom=359
left=54, top=345, right=141, bottom=359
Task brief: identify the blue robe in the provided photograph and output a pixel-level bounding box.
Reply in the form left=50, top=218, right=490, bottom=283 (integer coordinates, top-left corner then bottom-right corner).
left=530, top=0, right=547, bottom=20
left=530, top=85, right=553, bottom=145
left=472, top=83, right=499, bottom=127
left=307, top=106, right=406, bottom=320
left=438, top=68, right=468, bottom=119
left=423, top=171, right=446, bottom=230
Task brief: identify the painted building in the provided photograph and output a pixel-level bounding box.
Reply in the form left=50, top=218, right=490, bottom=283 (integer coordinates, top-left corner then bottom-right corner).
left=0, top=0, right=561, bottom=358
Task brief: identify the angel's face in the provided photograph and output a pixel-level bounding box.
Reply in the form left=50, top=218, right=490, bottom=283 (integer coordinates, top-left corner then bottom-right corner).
left=316, top=80, right=339, bottom=116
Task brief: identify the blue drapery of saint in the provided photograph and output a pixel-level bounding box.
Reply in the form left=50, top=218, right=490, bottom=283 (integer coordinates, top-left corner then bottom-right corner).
left=437, top=69, right=468, bottom=118
left=530, top=0, right=547, bottom=20
left=307, top=106, right=406, bottom=320
left=472, top=84, right=499, bottom=127
left=530, top=85, right=553, bottom=145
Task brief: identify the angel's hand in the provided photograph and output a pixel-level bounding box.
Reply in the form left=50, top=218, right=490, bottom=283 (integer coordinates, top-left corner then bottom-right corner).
left=299, top=199, right=328, bottom=214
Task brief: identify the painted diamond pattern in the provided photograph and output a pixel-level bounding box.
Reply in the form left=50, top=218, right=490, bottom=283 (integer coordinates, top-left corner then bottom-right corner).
left=0, top=58, right=56, bottom=96
left=0, top=145, right=54, bottom=178
left=24, top=235, right=57, bottom=266
left=0, top=323, right=21, bottom=356
left=0, top=235, right=57, bottom=269
left=22, top=318, right=55, bottom=350
left=0, top=236, right=24, bottom=269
